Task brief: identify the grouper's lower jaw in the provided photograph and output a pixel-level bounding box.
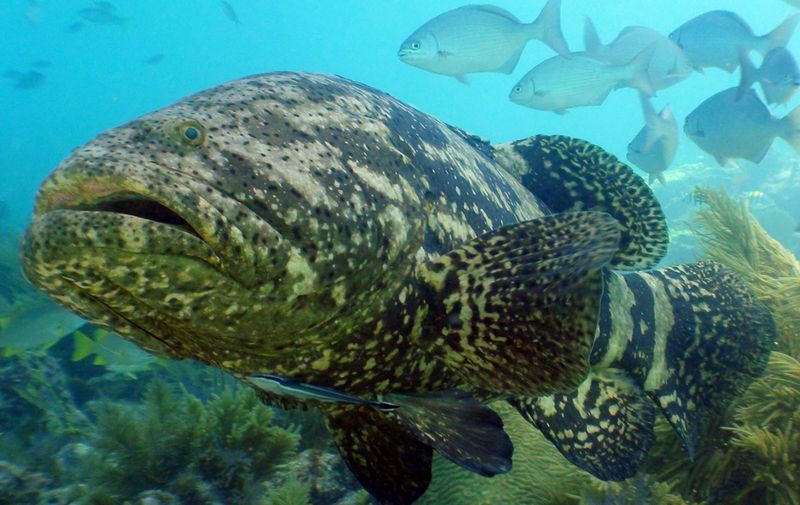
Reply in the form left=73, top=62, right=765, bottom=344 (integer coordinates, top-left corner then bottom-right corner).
left=20, top=209, right=240, bottom=358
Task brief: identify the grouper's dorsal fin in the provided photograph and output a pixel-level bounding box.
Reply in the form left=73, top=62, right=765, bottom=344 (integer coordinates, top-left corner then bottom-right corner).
left=492, top=135, right=668, bottom=270
left=325, top=405, right=433, bottom=505
left=511, top=369, right=657, bottom=481
left=419, top=211, right=621, bottom=397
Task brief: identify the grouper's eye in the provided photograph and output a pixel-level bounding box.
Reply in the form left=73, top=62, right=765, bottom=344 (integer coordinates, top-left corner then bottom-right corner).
left=172, top=120, right=206, bottom=147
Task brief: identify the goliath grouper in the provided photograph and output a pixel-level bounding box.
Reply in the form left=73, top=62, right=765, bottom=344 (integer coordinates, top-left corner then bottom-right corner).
left=21, top=73, right=774, bottom=504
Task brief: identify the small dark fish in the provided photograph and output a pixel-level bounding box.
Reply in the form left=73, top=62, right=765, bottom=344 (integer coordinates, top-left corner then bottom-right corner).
left=94, top=1, right=116, bottom=11
left=221, top=1, right=241, bottom=25
left=32, top=59, right=51, bottom=69
left=3, top=70, right=45, bottom=90
left=65, top=21, right=85, bottom=33
left=685, top=87, right=800, bottom=166
left=145, top=53, right=165, bottom=66
left=247, top=374, right=399, bottom=411
left=25, top=2, right=42, bottom=27
left=669, top=11, right=799, bottom=72
left=739, top=47, right=800, bottom=105
left=78, top=7, right=126, bottom=27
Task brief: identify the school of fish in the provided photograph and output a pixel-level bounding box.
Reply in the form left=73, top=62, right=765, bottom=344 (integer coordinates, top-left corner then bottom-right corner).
left=9, top=2, right=799, bottom=504
left=400, top=2, right=800, bottom=180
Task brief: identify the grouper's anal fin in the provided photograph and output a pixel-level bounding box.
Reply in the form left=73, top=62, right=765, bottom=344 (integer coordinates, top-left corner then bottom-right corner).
left=324, top=405, right=433, bottom=505
left=492, top=135, right=669, bottom=270
left=419, top=211, right=621, bottom=397
left=511, top=369, right=657, bottom=481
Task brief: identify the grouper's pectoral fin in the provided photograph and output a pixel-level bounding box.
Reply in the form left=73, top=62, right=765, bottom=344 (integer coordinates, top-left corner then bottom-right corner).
left=386, top=390, right=513, bottom=476
left=511, top=369, right=656, bottom=481
left=324, top=405, right=433, bottom=505
left=419, top=211, right=621, bottom=397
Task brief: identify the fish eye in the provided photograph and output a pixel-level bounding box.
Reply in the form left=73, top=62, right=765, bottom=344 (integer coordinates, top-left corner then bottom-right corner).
left=174, top=120, right=206, bottom=147
left=184, top=126, right=200, bottom=141
left=513, top=85, right=523, bottom=94
left=410, top=41, right=421, bottom=50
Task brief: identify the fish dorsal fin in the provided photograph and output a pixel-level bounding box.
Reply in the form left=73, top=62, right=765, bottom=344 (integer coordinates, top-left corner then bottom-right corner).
left=386, top=390, right=513, bottom=476
left=419, top=211, right=620, bottom=397
left=511, top=369, right=657, bottom=481
left=492, top=135, right=669, bottom=270
left=324, top=405, right=433, bottom=505
left=474, top=4, right=520, bottom=24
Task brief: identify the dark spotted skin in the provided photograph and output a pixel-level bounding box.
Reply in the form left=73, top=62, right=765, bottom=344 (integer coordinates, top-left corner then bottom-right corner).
left=22, top=72, right=547, bottom=398
left=21, top=73, right=774, bottom=499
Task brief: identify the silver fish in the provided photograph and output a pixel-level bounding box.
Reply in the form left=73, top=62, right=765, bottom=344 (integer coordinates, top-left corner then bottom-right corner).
left=221, top=1, right=241, bottom=25
left=584, top=19, right=692, bottom=91
left=669, top=11, right=799, bottom=72
left=248, top=374, right=399, bottom=411
left=399, top=0, right=569, bottom=84
left=684, top=87, right=800, bottom=166
left=627, top=94, right=678, bottom=185
left=739, top=47, right=800, bottom=105
left=509, top=48, right=655, bottom=114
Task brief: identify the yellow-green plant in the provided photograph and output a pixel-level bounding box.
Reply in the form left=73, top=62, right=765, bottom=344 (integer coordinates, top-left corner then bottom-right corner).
left=80, top=380, right=300, bottom=504
left=691, top=187, right=800, bottom=357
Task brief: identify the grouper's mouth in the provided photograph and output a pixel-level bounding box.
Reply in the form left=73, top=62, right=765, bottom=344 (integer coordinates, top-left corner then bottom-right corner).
left=20, top=163, right=279, bottom=359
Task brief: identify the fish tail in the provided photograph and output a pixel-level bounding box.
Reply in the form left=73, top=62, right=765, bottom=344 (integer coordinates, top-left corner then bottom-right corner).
left=624, top=44, right=656, bottom=97
left=736, top=48, right=759, bottom=101
left=529, top=0, right=570, bottom=57
left=72, top=330, right=94, bottom=361
left=582, top=17, right=604, bottom=60
left=514, top=262, right=774, bottom=480
left=779, top=103, right=800, bottom=153
left=638, top=92, right=664, bottom=152
left=759, top=13, right=799, bottom=55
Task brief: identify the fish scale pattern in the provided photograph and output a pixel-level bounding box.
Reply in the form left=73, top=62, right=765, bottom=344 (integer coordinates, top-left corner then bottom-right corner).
left=494, top=134, right=669, bottom=270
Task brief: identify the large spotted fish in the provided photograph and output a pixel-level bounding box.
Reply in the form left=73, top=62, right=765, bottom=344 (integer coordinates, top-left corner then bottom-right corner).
left=21, top=73, right=774, bottom=505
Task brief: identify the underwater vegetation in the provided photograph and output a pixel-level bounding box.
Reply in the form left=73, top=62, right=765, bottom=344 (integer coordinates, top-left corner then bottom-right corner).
left=691, top=187, right=800, bottom=358
left=642, top=188, right=800, bottom=505
left=70, top=380, right=300, bottom=504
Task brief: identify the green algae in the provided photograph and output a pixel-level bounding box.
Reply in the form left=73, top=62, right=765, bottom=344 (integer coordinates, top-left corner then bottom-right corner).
left=77, top=380, right=300, bottom=504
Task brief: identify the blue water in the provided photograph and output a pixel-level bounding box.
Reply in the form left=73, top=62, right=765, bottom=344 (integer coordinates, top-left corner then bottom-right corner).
left=1, top=0, right=798, bottom=232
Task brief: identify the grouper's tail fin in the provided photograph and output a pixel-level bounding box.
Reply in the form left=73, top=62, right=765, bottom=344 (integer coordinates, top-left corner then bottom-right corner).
left=514, top=261, right=775, bottom=481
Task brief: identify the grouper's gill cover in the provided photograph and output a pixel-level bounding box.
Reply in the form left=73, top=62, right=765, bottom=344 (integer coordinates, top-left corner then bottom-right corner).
left=21, top=72, right=774, bottom=504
